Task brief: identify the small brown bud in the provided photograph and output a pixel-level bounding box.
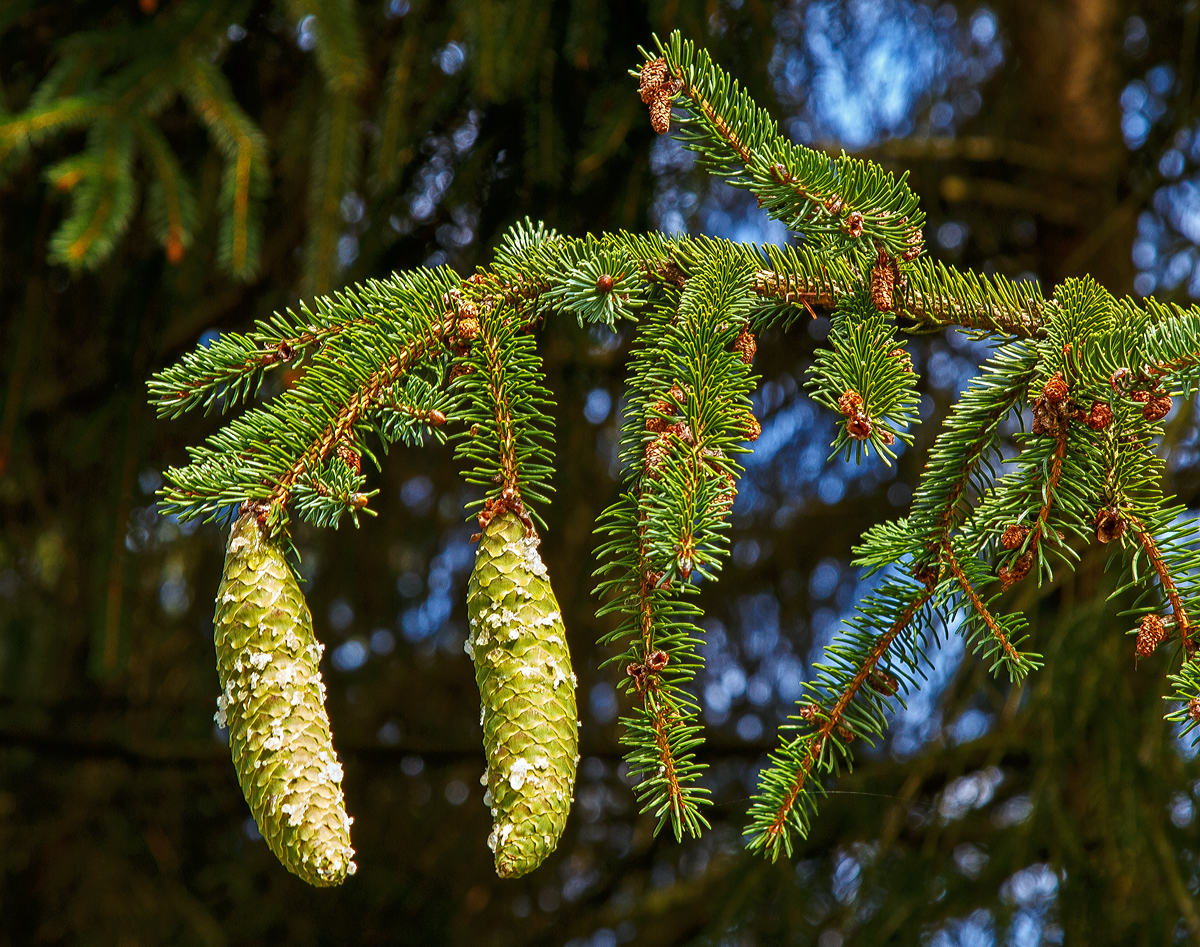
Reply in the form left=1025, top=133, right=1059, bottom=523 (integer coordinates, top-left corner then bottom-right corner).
left=914, top=563, right=940, bottom=587
left=456, top=315, right=480, bottom=341
left=742, top=412, right=761, bottom=442
left=427, top=409, right=447, bottom=427
left=1136, top=613, right=1167, bottom=657
left=881, top=429, right=896, bottom=446
left=837, top=390, right=864, bottom=417
left=644, top=437, right=670, bottom=473
left=626, top=662, right=649, bottom=691
left=889, top=347, right=912, bottom=372
left=596, top=274, right=615, bottom=293
left=1086, top=402, right=1113, bottom=431
left=277, top=340, right=295, bottom=362
left=1001, top=524, right=1030, bottom=550
left=870, top=259, right=895, bottom=312
left=797, top=703, right=820, bottom=723
left=847, top=412, right=872, bottom=440
left=349, top=492, right=370, bottom=509
left=646, top=650, right=669, bottom=672
left=902, top=228, right=923, bottom=261
left=845, top=211, right=864, bottom=238
left=1095, top=507, right=1125, bottom=544
left=667, top=384, right=686, bottom=406
left=999, top=551, right=1033, bottom=590
left=1110, top=367, right=1131, bottom=392
left=1144, top=395, right=1172, bottom=422
left=648, top=95, right=673, bottom=134
left=335, top=443, right=362, bottom=475
left=1130, top=389, right=1151, bottom=404
left=666, top=421, right=694, bottom=445
left=869, top=669, right=899, bottom=696
left=1042, top=372, right=1069, bottom=405
left=1188, top=698, right=1200, bottom=723
left=638, top=58, right=669, bottom=103
left=734, top=327, right=757, bottom=364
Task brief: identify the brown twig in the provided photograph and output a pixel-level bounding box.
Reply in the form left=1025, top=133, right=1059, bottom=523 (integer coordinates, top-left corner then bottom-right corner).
left=763, top=589, right=932, bottom=848
left=942, top=543, right=1022, bottom=666
left=268, top=329, right=446, bottom=513
left=1127, top=513, right=1195, bottom=658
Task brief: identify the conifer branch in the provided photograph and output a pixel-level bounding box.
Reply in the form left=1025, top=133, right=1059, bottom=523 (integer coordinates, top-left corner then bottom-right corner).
left=1128, top=514, right=1196, bottom=658
left=745, top=582, right=932, bottom=859
left=941, top=543, right=1021, bottom=667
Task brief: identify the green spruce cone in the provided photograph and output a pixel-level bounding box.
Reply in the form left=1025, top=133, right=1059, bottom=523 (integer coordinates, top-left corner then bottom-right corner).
left=466, top=512, right=580, bottom=878
left=213, top=512, right=356, bottom=886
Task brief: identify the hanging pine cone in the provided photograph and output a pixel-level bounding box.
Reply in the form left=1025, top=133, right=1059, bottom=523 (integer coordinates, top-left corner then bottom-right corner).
left=1136, top=613, right=1167, bottom=657
left=1042, top=372, right=1069, bottom=404
left=466, top=512, right=579, bottom=878
left=213, top=513, right=356, bottom=886
left=1086, top=402, right=1113, bottom=431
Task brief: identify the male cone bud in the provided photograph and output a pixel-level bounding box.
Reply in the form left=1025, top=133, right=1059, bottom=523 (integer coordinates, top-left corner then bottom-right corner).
left=213, top=513, right=355, bottom=886
left=466, top=512, right=579, bottom=878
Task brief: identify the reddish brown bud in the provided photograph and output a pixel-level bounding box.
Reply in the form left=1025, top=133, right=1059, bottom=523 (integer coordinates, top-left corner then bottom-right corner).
left=734, top=327, right=757, bottom=364
left=1001, top=524, right=1030, bottom=550
left=666, top=421, right=694, bottom=445
left=1144, top=395, right=1172, bottom=422
left=870, top=259, right=895, bottom=312
left=1189, top=698, right=1200, bottom=723
left=456, top=315, right=480, bottom=341
left=646, top=650, right=669, bottom=672
left=889, top=347, right=912, bottom=372
left=648, top=95, right=673, bottom=134
left=847, top=413, right=873, bottom=440
left=335, top=443, right=362, bottom=475
left=1086, top=402, right=1113, bottom=431
left=1130, top=389, right=1151, bottom=404
left=596, top=274, right=615, bottom=293
left=999, top=551, right=1034, bottom=590
left=1095, top=507, right=1125, bottom=544
left=869, top=669, right=899, bottom=696
left=837, top=390, right=865, bottom=417
left=1042, top=372, right=1069, bottom=405
left=638, top=59, right=669, bottom=103
left=797, top=703, right=820, bottom=723
left=644, top=437, right=670, bottom=473
left=1136, top=613, right=1167, bottom=657
left=845, top=211, right=864, bottom=238
left=742, top=412, right=761, bottom=442
left=427, top=409, right=447, bottom=427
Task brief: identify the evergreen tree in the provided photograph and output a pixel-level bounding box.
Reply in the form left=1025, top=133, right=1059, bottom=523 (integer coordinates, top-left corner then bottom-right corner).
left=7, top=2, right=1200, bottom=944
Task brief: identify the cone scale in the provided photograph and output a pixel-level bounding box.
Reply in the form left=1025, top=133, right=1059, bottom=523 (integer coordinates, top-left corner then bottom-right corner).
left=465, top=512, right=580, bottom=878
left=213, top=512, right=356, bottom=886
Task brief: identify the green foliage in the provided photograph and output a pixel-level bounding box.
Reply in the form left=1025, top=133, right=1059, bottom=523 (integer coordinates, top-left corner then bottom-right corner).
left=147, top=28, right=1200, bottom=877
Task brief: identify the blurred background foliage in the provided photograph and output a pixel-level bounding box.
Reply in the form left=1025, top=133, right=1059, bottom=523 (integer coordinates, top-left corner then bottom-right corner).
left=5, top=0, right=1200, bottom=944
